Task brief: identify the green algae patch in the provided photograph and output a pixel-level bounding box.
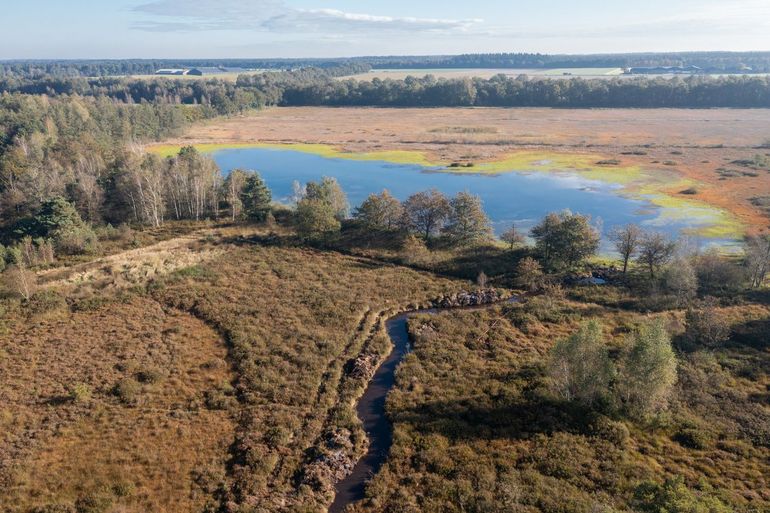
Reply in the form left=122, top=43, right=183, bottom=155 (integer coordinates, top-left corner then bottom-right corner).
left=466, top=152, right=647, bottom=184
left=467, top=151, right=746, bottom=241
left=147, top=142, right=438, bottom=167
left=642, top=193, right=745, bottom=240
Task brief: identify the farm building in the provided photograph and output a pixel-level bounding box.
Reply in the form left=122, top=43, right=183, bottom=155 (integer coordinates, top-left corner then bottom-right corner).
left=155, top=69, right=189, bottom=75
left=153, top=67, right=256, bottom=76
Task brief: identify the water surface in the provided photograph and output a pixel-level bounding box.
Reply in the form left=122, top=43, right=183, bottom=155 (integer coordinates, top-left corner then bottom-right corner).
left=212, top=147, right=726, bottom=246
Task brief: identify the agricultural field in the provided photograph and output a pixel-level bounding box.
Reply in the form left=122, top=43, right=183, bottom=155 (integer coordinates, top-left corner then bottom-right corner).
left=340, top=68, right=629, bottom=80
left=118, top=70, right=272, bottom=82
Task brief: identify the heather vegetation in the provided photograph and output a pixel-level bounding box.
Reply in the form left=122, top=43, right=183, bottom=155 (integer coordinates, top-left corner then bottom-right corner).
left=346, top=295, right=769, bottom=513
left=1, top=54, right=770, bottom=513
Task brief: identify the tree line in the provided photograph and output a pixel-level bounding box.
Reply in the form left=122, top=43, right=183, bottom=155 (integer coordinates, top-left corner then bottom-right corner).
left=3, top=70, right=770, bottom=109
left=3, top=52, right=770, bottom=77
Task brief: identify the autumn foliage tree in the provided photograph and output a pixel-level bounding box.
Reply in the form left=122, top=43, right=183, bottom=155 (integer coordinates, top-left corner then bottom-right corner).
left=444, top=191, right=493, bottom=246
left=354, top=190, right=404, bottom=231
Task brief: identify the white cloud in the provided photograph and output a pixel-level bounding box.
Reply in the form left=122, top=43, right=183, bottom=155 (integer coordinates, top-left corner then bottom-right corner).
left=132, top=0, right=482, bottom=34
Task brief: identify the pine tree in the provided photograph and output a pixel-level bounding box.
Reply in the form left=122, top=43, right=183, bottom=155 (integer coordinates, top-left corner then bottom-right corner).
left=241, top=172, right=272, bottom=222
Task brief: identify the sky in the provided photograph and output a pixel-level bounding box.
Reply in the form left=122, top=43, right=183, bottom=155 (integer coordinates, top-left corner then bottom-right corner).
left=3, top=0, right=770, bottom=59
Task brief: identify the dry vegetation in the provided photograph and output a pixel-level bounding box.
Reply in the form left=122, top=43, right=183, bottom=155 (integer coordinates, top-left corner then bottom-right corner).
left=1, top=219, right=769, bottom=513
left=346, top=295, right=770, bottom=513
left=149, top=236, right=464, bottom=511
left=1, top=224, right=468, bottom=512
left=0, top=295, right=234, bottom=513
left=160, top=107, right=770, bottom=231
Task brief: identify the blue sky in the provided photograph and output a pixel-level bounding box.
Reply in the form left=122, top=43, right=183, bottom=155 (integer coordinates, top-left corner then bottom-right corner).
left=3, top=0, right=770, bottom=59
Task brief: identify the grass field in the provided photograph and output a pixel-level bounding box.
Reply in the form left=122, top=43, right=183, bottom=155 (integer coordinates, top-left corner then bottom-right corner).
left=117, top=70, right=271, bottom=82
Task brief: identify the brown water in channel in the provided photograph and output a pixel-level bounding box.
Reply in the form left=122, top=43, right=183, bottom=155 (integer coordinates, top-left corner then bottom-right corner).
left=328, top=312, right=414, bottom=513
left=329, top=299, right=516, bottom=513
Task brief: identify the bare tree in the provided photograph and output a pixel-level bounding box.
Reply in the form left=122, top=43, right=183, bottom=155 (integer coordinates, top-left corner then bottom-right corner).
left=745, top=235, right=770, bottom=288
left=125, top=153, right=165, bottom=227
left=72, top=155, right=105, bottom=223
left=501, top=224, right=525, bottom=250
left=224, top=169, right=248, bottom=221
left=3, top=264, right=37, bottom=300
left=661, top=259, right=698, bottom=306
left=609, top=224, right=641, bottom=274
left=637, top=232, right=677, bottom=280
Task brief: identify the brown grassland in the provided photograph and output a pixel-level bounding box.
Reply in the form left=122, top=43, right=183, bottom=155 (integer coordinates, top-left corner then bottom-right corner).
left=1, top=220, right=769, bottom=513
left=0, top=226, right=465, bottom=512
left=350, top=296, right=770, bottom=513
left=159, top=107, right=770, bottom=233
left=0, top=294, right=234, bottom=513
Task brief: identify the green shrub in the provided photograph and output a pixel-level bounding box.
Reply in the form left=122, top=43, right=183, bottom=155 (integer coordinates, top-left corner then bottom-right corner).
left=74, top=493, right=112, bottom=513
left=673, top=427, right=714, bottom=450
left=56, top=225, right=100, bottom=255
left=25, top=290, right=67, bottom=314
left=592, top=416, right=630, bottom=447
left=505, top=307, right=542, bottom=334
left=136, top=367, right=164, bottom=384
left=684, top=302, right=731, bottom=349
left=69, top=296, right=110, bottom=312
left=632, top=476, right=730, bottom=513
left=111, top=480, right=135, bottom=498
left=69, top=383, right=92, bottom=404
left=204, top=383, right=237, bottom=411
left=113, top=378, right=141, bottom=405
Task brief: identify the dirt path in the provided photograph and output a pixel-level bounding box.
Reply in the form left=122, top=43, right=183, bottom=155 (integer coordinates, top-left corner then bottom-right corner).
left=36, top=232, right=224, bottom=291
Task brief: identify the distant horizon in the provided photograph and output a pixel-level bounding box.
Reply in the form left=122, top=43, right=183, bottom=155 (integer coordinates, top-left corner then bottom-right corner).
left=4, top=1, right=770, bottom=59
left=4, top=50, right=770, bottom=63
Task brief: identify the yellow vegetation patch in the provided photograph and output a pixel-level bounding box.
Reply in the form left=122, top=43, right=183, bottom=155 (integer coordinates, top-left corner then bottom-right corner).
left=147, top=142, right=438, bottom=166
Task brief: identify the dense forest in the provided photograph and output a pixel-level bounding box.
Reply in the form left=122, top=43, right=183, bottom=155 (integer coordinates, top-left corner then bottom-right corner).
left=363, top=51, right=770, bottom=72
left=3, top=51, right=770, bottom=77
left=2, top=71, right=770, bottom=109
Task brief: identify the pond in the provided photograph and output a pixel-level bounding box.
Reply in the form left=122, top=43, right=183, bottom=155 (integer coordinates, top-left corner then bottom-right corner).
left=211, top=147, right=733, bottom=249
